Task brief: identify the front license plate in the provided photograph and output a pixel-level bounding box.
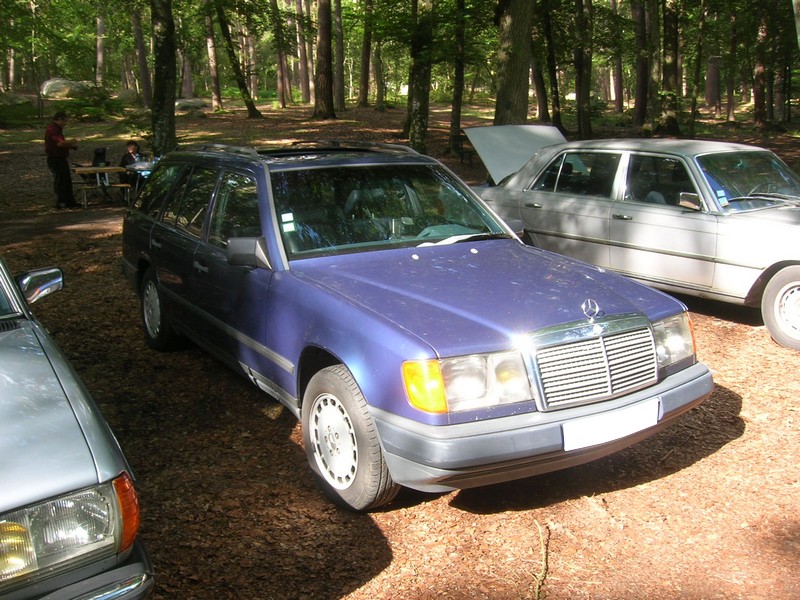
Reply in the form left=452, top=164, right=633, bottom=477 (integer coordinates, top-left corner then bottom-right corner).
left=562, top=398, right=660, bottom=452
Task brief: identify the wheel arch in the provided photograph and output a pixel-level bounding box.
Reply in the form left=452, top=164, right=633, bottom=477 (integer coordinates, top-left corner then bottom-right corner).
left=745, top=260, right=800, bottom=307
left=134, top=257, right=153, bottom=295
left=296, top=346, right=342, bottom=408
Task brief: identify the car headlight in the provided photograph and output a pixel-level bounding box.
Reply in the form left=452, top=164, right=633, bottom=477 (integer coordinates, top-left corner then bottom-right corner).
left=0, top=473, right=140, bottom=593
left=403, top=351, right=534, bottom=413
left=653, top=312, right=696, bottom=370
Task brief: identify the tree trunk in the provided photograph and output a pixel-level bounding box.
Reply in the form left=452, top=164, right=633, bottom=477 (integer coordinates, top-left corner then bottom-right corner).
left=295, top=0, right=311, bottom=103
left=448, top=0, right=466, bottom=152
left=531, top=55, right=550, bottom=122
left=305, top=0, right=315, bottom=100
left=725, top=16, right=737, bottom=122
left=645, top=0, right=660, bottom=124
left=131, top=10, right=152, bottom=107
left=180, top=53, right=194, bottom=99
left=151, top=0, right=177, bottom=156
left=573, top=0, right=593, bottom=138
left=688, top=0, right=706, bottom=137
left=705, top=56, right=721, bottom=114
left=216, top=2, right=262, bottom=117
left=610, top=0, right=624, bottom=113
left=658, top=0, right=680, bottom=135
left=408, top=0, right=434, bottom=152
left=7, top=48, right=15, bottom=93
left=792, top=0, right=800, bottom=54
left=542, top=4, right=564, bottom=133
left=313, top=0, right=336, bottom=119
left=95, top=15, right=106, bottom=86
left=357, top=0, right=373, bottom=107
left=631, top=0, right=648, bottom=128
left=373, top=41, right=385, bottom=111
left=334, top=0, right=346, bottom=110
left=247, top=32, right=258, bottom=100
left=753, top=16, right=768, bottom=128
left=493, top=0, right=532, bottom=125
left=203, top=0, right=222, bottom=111
left=295, top=0, right=311, bottom=104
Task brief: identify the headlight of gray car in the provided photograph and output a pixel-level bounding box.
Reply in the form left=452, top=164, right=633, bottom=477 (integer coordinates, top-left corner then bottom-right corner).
left=403, top=351, right=535, bottom=413
left=653, top=312, right=696, bottom=371
left=0, top=473, right=140, bottom=593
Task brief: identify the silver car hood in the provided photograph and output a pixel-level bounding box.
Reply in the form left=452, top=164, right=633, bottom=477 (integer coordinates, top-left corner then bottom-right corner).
left=0, top=321, right=99, bottom=513
left=463, top=124, right=566, bottom=184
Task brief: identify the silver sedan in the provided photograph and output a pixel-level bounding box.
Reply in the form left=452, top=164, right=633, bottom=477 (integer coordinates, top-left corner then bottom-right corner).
left=0, top=257, right=153, bottom=599
left=467, top=126, right=800, bottom=350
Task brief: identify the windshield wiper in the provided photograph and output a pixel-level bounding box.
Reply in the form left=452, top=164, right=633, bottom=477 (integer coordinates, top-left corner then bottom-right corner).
left=418, top=232, right=511, bottom=247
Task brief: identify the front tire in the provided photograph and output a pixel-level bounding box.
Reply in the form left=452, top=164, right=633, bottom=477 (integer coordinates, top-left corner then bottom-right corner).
left=761, top=265, right=800, bottom=350
left=301, top=365, right=400, bottom=511
left=140, top=268, right=179, bottom=351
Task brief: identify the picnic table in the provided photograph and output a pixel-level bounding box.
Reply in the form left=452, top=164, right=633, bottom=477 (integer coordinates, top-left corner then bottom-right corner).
left=72, top=165, right=128, bottom=208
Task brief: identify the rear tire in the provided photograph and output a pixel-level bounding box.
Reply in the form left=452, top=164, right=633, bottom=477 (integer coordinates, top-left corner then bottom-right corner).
left=761, top=265, right=800, bottom=350
left=301, top=364, right=400, bottom=511
left=140, top=268, right=179, bottom=351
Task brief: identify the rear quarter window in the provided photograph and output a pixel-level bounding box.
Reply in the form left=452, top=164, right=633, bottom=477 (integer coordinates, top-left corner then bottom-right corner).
left=133, top=164, right=186, bottom=218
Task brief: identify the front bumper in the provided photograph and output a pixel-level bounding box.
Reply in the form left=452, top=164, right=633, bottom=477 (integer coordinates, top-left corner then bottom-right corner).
left=6, top=539, right=154, bottom=600
left=374, top=361, right=714, bottom=493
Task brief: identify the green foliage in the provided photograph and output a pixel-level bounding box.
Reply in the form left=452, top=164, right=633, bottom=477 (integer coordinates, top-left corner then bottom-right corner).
left=0, top=97, right=38, bottom=128
left=61, top=87, right=125, bottom=122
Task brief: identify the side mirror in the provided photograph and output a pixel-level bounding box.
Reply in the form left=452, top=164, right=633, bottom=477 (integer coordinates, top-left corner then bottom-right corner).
left=503, top=218, right=526, bottom=238
left=16, top=267, right=64, bottom=304
left=227, top=237, right=271, bottom=270
left=678, top=192, right=703, bottom=211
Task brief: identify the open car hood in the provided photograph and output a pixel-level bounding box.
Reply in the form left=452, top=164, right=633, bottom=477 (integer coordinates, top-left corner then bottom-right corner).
left=464, top=125, right=566, bottom=184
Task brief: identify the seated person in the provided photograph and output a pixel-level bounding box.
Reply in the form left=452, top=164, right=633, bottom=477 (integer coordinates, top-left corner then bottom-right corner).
left=119, top=140, right=145, bottom=186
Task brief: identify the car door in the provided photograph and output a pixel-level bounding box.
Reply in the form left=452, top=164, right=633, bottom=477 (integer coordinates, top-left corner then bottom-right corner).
left=151, top=166, right=219, bottom=331
left=521, top=150, right=619, bottom=268
left=608, top=153, right=718, bottom=291
left=190, top=171, right=274, bottom=373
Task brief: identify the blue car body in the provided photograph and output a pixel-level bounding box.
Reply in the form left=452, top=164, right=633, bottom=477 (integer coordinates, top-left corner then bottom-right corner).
left=122, top=143, right=713, bottom=510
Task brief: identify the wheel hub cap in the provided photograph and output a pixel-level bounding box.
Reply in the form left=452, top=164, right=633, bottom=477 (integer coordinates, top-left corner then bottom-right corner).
left=310, top=394, right=357, bottom=490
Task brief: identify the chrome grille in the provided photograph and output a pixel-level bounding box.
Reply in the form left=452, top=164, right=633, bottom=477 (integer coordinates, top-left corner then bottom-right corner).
left=535, top=327, right=657, bottom=409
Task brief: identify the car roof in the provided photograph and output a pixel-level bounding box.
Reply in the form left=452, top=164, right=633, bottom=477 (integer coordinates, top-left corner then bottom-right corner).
left=465, top=124, right=773, bottom=184
left=551, top=137, right=768, bottom=157
left=162, top=141, right=441, bottom=172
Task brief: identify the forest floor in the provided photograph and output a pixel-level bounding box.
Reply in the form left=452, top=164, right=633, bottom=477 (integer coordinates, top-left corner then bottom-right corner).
left=1, top=101, right=799, bottom=599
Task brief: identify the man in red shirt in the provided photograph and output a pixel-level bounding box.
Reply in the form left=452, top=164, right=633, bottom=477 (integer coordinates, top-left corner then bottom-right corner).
left=44, top=111, right=79, bottom=209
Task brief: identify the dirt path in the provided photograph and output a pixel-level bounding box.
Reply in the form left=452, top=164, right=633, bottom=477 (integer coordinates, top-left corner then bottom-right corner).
left=1, top=106, right=798, bottom=599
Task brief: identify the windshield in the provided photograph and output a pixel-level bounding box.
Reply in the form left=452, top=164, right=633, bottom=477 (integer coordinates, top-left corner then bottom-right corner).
left=0, top=275, right=17, bottom=317
left=272, top=164, right=508, bottom=258
left=696, top=150, right=800, bottom=212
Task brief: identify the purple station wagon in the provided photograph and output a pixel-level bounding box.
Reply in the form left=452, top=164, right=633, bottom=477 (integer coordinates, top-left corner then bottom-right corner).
left=122, top=142, right=713, bottom=510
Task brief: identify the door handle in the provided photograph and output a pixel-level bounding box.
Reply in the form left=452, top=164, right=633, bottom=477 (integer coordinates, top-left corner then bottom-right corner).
left=193, top=261, right=209, bottom=274
left=524, top=202, right=542, bottom=209
left=612, top=213, right=633, bottom=220
left=150, top=238, right=162, bottom=249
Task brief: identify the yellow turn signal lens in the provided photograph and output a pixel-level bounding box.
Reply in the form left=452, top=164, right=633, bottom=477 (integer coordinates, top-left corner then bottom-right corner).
left=0, top=521, right=35, bottom=582
left=402, top=360, right=447, bottom=413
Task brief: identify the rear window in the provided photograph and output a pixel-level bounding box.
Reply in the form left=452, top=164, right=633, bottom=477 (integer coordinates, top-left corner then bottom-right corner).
left=134, top=163, right=186, bottom=218
left=532, top=152, right=621, bottom=198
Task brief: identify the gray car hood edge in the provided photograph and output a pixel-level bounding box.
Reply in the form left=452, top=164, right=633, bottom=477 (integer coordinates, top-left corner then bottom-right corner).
left=463, top=125, right=566, bottom=184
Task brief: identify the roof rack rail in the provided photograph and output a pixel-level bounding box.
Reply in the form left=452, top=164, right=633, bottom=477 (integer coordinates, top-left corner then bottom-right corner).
left=288, top=140, right=420, bottom=155
left=199, top=143, right=260, bottom=159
